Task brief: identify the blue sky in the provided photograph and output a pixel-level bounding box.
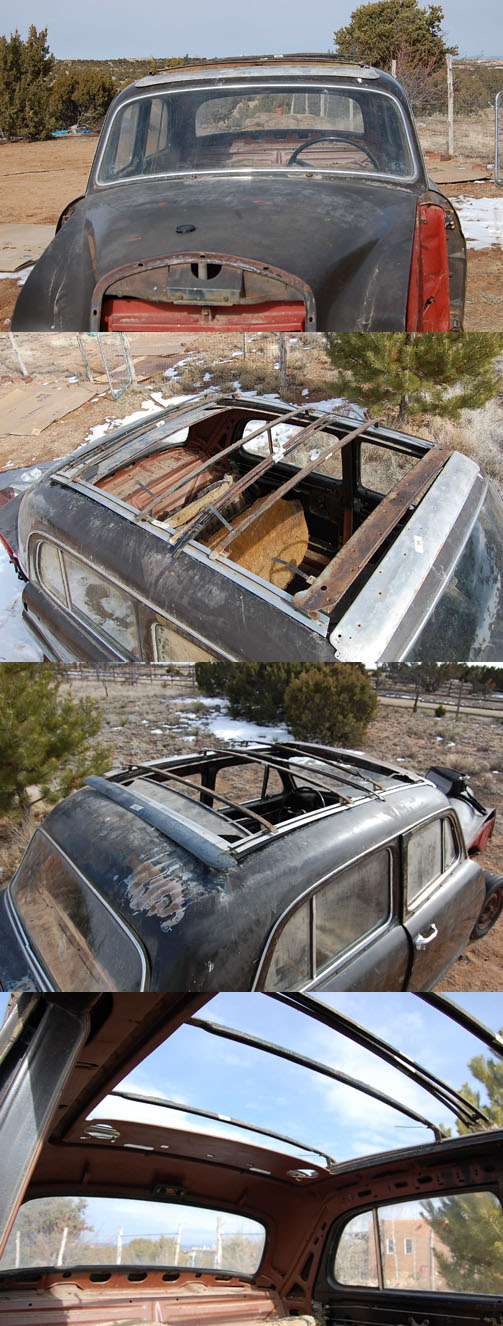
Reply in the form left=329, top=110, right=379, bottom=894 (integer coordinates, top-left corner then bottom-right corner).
left=0, top=0, right=501, bottom=61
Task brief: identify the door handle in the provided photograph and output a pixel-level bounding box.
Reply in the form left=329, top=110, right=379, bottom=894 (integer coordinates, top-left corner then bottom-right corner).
left=415, top=923, right=438, bottom=950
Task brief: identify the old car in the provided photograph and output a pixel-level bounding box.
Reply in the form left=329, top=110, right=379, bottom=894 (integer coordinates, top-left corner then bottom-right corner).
left=10, top=55, right=466, bottom=332
left=0, top=394, right=502, bottom=665
left=0, top=740, right=501, bottom=992
left=1, top=992, right=503, bottom=1326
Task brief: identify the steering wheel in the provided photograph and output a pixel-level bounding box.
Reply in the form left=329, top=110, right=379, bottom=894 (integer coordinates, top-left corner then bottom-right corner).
left=284, top=787, right=327, bottom=813
left=286, top=134, right=379, bottom=168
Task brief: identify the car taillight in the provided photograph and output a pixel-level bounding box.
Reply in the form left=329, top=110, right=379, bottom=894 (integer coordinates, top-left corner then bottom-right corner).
left=406, top=202, right=451, bottom=331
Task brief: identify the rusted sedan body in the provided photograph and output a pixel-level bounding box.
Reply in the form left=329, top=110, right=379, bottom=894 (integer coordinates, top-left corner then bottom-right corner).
left=11, top=56, right=465, bottom=332
left=0, top=742, right=500, bottom=992
left=0, top=395, right=501, bottom=665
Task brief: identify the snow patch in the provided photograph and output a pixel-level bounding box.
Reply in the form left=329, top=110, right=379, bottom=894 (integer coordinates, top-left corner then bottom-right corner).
left=0, top=544, right=43, bottom=660
left=454, top=196, right=503, bottom=249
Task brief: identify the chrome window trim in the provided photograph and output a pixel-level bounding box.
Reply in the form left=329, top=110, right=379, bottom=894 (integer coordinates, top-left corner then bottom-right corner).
left=8, top=826, right=149, bottom=992
left=29, top=532, right=239, bottom=661
left=93, top=83, right=420, bottom=188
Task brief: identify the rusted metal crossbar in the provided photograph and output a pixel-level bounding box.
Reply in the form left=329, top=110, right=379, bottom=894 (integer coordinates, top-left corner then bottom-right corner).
left=126, top=763, right=278, bottom=834
left=168, top=407, right=345, bottom=552
left=140, top=404, right=310, bottom=518
left=209, top=419, right=375, bottom=558
left=295, top=446, right=452, bottom=616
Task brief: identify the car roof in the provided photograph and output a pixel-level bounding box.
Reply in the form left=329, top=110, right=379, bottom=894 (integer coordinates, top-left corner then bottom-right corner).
left=82, top=741, right=435, bottom=870
left=131, top=54, right=385, bottom=91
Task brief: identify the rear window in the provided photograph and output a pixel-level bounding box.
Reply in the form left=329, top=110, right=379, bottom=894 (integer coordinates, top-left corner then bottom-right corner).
left=0, top=1196, right=265, bottom=1274
left=98, top=85, right=415, bottom=182
left=9, top=830, right=145, bottom=991
left=408, top=486, right=503, bottom=662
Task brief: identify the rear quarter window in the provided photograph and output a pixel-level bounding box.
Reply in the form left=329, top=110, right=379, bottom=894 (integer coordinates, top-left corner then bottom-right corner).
left=333, top=1190, right=503, bottom=1293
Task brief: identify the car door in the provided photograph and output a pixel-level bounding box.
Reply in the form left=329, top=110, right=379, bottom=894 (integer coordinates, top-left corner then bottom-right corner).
left=314, top=1136, right=503, bottom=1326
left=259, top=844, right=411, bottom=991
left=401, top=814, right=485, bottom=989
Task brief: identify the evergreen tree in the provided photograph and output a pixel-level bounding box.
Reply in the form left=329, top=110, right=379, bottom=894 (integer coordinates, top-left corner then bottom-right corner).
left=284, top=665, right=377, bottom=745
left=0, top=26, right=55, bottom=139
left=0, top=663, right=111, bottom=815
left=1, top=1197, right=91, bottom=1267
left=325, top=332, right=503, bottom=426
left=334, top=0, right=454, bottom=67
left=51, top=67, right=117, bottom=130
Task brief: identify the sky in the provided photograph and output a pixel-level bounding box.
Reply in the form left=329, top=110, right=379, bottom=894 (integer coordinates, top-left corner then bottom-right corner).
left=0, top=0, right=501, bottom=62
left=1, top=992, right=502, bottom=1249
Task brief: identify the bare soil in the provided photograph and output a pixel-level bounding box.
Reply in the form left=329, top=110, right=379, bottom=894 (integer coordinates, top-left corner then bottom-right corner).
left=1, top=133, right=502, bottom=329
left=1, top=674, right=500, bottom=991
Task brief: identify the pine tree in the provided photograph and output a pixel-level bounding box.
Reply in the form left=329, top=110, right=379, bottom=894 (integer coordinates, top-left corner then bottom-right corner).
left=325, top=332, right=503, bottom=426
left=0, top=26, right=55, bottom=140
left=334, top=0, right=455, bottom=67
left=0, top=663, right=111, bottom=815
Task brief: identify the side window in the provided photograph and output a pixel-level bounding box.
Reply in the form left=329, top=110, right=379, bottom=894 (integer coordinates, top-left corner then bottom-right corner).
left=262, top=849, right=391, bottom=989
left=407, top=817, right=459, bottom=906
left=359, top=442, right=417, bottom=494
left=407, top=819, right=442, bottom=904
left=334, top=1191, right=503, bottom=1293
left=263, top=901, right=311, bottom=990
left=35, top=541, right=139, bottom=655
left=315, top=850, right=391, bottom=973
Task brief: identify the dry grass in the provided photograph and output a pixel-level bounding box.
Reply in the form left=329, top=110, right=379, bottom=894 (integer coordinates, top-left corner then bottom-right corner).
left=0, top=810, right=39, bottom=888
left=419, top=396, right=503, bottom=499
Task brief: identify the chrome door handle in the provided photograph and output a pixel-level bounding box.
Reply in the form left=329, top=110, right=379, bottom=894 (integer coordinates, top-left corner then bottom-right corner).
left=415, top=923, right=438, bottom=950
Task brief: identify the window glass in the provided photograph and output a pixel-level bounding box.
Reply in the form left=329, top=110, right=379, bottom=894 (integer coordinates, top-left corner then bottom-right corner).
left=407, top=820, right=442, bottom=904
left=0, top=1197, right=265, bottom=1273
left=263, top=902, right=311, bottom=990
left=334, top=1210, right=378, bottom=1286
left=109, top=101, right=141, bottom=174
left=335, top=1192, right=503, bottom=1293
left=359, top=443, right=417, bottom=494
left=443, top=817, right=457, bottom=871
left=99, top=88, right=414, bottom=181
left=10, top=831, right=144, bottom=991
left=63, top=551, right=138, bottom=653
left=38, top=541, right=66, bottom=603
left=407, top=486, right=503, bottom=663
left=153, top=621, right=215, bottom=662
left=315, top=850, right=390, bottom=971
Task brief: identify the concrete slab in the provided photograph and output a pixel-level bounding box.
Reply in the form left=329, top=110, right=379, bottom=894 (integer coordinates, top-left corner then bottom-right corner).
left=0, top=223, right=54, bottom=271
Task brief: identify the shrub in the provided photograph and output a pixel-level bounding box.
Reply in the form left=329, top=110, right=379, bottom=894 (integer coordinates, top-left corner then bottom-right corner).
left=284, top=664, right=377, bottom=745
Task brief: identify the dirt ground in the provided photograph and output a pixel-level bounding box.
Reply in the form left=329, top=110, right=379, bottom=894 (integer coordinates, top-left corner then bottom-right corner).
left=1, top=673, right=500, bottom=992
left=1, top=133, right=502, bottom=329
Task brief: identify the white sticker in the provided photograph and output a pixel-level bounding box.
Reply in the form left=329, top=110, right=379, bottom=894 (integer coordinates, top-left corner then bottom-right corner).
left=414, top=535, right=424, bottom=553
